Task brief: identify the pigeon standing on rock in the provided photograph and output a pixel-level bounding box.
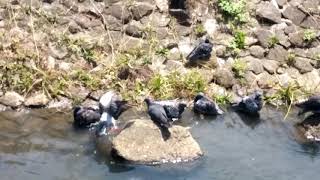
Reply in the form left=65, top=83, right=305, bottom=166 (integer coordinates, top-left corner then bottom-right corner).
left=186, top=38, right=213, bottom=63
left=95, top=91, right=131, bottom=136
left=193, top=93, right=224, bottom=115
left=296, top=95, right=320, bottom=116
left=151, top=99, right=187, bottom=122
left=73, top=106, right=101, bottom=128
left=232, top=91, right=263, bottom=115
left=144, top=98, right=172, bottom=128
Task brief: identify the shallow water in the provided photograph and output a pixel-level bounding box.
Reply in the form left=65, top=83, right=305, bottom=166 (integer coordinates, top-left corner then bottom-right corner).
left=0, top=106, right=319, bottom=180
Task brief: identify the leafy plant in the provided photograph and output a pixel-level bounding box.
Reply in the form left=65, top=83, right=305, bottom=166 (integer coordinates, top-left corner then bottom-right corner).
left=148, top=70, right=206, bottom=99
left=194, top=24, right=207, bottom=37
left=303, top=29, right=316, bottom=42
left=268, top=35, right=279, bottom=48
left=213, top=93, right=232, bottom=105
left=230, top=30, right=246, bottom=49
left=232, top=59, right=247, bottom=78
left=155, top=47, right=169, bottom=57
left=218, top=0, right=248, bottom=24
left=286, top=52, right=296, bottom=66
left=71, top=70, right=102, bottom=90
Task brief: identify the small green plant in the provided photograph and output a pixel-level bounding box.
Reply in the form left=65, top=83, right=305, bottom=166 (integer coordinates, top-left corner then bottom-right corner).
left=71, top=70, right=102, bottom=90
left=268, top=35, right=279, bottom=48
left=148, top=70, right=207, bottom=99
left=194, top=24, right=207, bottom=37
left=232, top=59, right=247, bottom=78
left=155, top=47, right=169, bottom=57
left=213, top=93, right=232, bottom=105
left=286, top=52, right=296, bottom=66
left=230, top=30, right=246, bottom=49
left=148, top=73, right=172, bottom=99
left=303, top=29, right=316, bottom=42
left=218, top=0, right=248, bottom=24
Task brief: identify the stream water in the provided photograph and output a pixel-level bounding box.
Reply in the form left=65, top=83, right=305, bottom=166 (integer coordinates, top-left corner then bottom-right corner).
left=0, top=106, right=319, bottom=180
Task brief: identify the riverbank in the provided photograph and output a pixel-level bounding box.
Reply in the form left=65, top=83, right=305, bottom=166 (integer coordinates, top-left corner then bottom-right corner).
left=0, top=0, right=319, bottom=111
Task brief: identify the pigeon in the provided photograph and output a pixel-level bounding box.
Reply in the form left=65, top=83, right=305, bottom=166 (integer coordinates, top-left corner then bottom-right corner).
left=151, top=99, right=187, bottom=121
left=144, top=98, right=172, bottom=128
left=73, top=106, right=101, bottom=128
left=232, top=91, right=263, bottom=115
left=296, top=95, right=320, bottom=116
left=95, top=91, right=131, bottom=136
left=186, top=38, right=213, bottom=63
left=193, top=92, right=224, bottom=115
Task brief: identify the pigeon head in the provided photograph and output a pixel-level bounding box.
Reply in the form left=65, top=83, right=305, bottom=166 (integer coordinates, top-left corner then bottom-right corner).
left=178, top=103, right=187, bottom=111
left=204, top=38, right=210, bottom=43
left=144, top=98, right=152, bottom=106
left=254, top=91, right=263, bottom=99
left=73, top=106, right=81, bottom=116
left=194, top=92, right=205, bottom=103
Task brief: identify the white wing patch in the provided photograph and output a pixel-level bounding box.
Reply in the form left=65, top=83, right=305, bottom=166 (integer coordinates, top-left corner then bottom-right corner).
left=99, top=91, right=115, bottom=108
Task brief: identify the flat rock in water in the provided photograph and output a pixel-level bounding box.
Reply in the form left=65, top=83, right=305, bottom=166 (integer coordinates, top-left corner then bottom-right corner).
left=112, top=119, right=203, bottom=164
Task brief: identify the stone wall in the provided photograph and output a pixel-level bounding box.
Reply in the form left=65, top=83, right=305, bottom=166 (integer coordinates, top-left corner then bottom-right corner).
left=0, top=0, right=319, bottom=110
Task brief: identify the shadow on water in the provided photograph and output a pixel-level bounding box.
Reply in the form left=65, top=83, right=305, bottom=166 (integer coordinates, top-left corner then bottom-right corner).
left=1, top=106, right=320, bottom=180
left=233, top=110, right=262, bottom=129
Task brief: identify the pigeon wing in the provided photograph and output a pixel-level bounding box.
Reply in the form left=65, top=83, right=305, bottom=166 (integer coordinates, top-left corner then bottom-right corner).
left=186, top=45, right=202, bottom=61
left=163, top=105, right=180, bottom=119
left=109, top=100, right=130, bottom=120
left=148, top=104, right=170, bottom=127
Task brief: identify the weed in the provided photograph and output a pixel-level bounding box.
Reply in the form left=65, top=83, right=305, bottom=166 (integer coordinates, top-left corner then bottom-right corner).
left=230, top=30, right=246, bottom=49
left=148, top=73, right=172, bottom=99
left=71, top=69, right=102, bottom=91
left=268, top=82, right=301, bottom=119
left=286, top=52, right=296, bottom=66
left=218, top=0, right=248, bottom=24
left=213, top=93, right=232, bottom=105
left=194, top=24, right=207, bottom=37
left=1, top=63, right=35, bottom=93
left=178, top=70, right=206, bottom=96
left=155, top=47, right=169, bottom=57
left=148, top=70, right=207, bottom=99
left=232, top=59, right=247, bottom=78
left=268, top=35, right=279, bottom=48
left=303, top=29, right=316, bottom=42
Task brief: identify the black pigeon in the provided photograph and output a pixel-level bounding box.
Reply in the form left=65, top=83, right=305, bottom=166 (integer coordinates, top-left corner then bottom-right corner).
left=73, top=106, right=101, bottom=128
left=144, top=98, right=172, bottom=128
left=186, top=38, right=213, bottom=63
left=96, top=91, right=131, bottom=136
left=296, top=95, right=320, bottom=116
left=193, top=93, right=224, bottom=115
left=232, top=91, right=263, bottom=115
left=152, top=99, right=187, bottom=121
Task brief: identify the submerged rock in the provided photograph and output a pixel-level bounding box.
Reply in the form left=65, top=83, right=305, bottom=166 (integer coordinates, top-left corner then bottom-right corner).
left=111, top=119, right=203, bottom=164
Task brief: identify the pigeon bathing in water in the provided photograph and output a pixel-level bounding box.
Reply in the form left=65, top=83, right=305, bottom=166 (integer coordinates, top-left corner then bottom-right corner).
left=151, top=99, right=187, bottom=122
left=193, top=93, right=224, bottom=115
left=144, top=98, right=172, bottom=129
left=232, top=91, right=263, bottom=115
left=186, top=38, right=213, bottom=63
left=296, top=95, right=320, bottom=116
left=95, top=91, right=131, bottom=136
left=73, top=106, right=101, bottom=128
